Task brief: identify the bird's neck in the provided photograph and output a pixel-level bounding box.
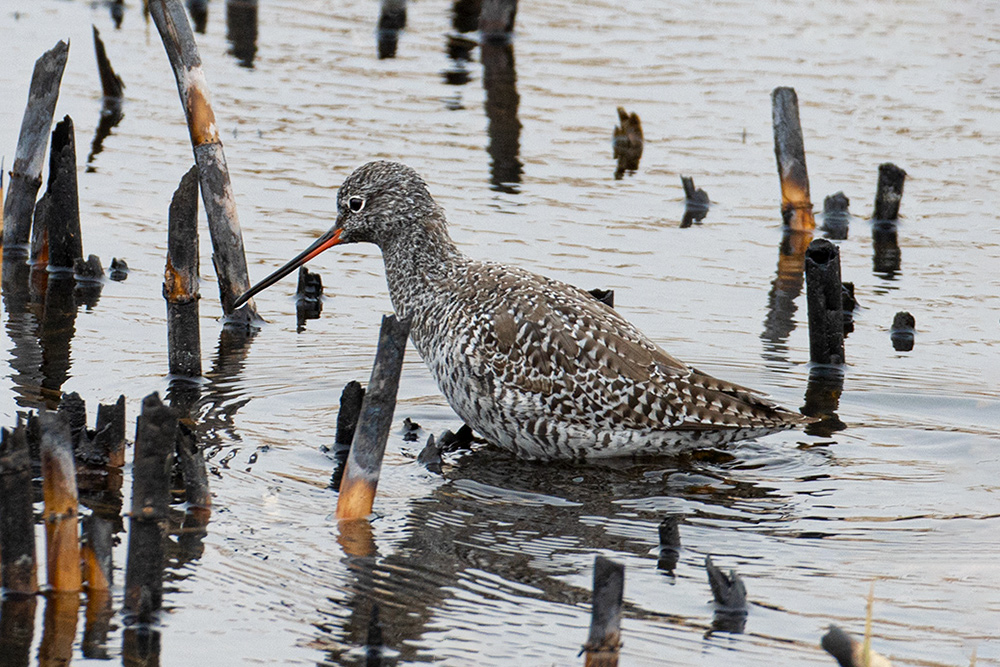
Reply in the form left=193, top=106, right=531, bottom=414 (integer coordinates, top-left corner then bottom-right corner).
left=380, top=213, right=466, bottom=321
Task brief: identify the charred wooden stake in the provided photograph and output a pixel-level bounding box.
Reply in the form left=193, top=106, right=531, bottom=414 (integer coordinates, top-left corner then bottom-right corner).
left=58, top=390, right=88, bottom=445
left=657, top=515, right=681, bottom=574
left=164, top=166, right=203, bottom=378
left=705, top=555, right=748, bottom=634
left=804, top=239, right=845, bottom=365
left=39, top=410, right=82, bottom=592
left=149, top=0, right=257, bottom=321
left=0, top=424, right=38, bottom=595
left=771, top=87, right=815, bottom=231
left=45, top=117, right=84, bottom=271
left=583, top=555, right=624, bottom=667
left=872, top=163, right=906, bottom=221
left=335, top=315, right=410, bottom=519
left=226, top=0, right=260, bottom=69
left=2, top=41, right=69, bottom=255
left=587, top=288, right=614, bottom=309
left=331, top=381, right=366, bottom=490
left=95, top=395, right=127, bottom=467
left=295, top=266, right=323, bottom=331
left=124, top=393, right=177, bottom=625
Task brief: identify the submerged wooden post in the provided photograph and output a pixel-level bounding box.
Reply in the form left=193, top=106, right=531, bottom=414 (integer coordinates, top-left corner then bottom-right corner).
left=124, top=393, right=177, bottom=625
left=335, top=315, right=410, bottom=519
left=149, top=0, right=257, bottom=321
left=39, top=411, right=82, bottom=592
left=0, top=425, right=39, bottom=595
left=2, top=41, right=69, bottom=254
left=164, top=166, right=203, bottom=377
left=872, top=163, right=906, bottom=221
left=771, top=87, right=815, bottom=231
left=804, top=239, right=845, bottom=365
left=95, top=395, right=127, bottom=468
left=583, top=556, right=624, bottom=667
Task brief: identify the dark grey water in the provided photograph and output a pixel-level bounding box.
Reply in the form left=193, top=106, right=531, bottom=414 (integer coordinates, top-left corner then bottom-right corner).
left=1, top=0, right=998, bottom=664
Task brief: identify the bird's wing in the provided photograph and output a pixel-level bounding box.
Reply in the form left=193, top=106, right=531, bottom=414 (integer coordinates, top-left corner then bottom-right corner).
left=480, top=266, right=797, bottom=430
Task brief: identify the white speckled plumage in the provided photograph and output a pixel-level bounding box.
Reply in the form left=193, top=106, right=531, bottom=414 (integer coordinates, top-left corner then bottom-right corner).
left=252, top=161, right=810, bottom=460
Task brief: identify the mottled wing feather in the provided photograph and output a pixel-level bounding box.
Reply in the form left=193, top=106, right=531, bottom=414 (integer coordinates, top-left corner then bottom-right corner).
left=482, top=265, right=800, bottom=430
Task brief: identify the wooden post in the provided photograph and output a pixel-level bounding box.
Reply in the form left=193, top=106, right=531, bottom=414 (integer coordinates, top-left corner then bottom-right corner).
left=149, top=0, right=258, bottom=321
left=479, top=0, right=517, bottom=41
left=583, top=556, right=624, bottom=667
left=804, top=239, right=845, bottom=365
left=164, top=166, right=203, bottom=378
left=330, top=380, right=365, bottom=490
left=771, top=87, right=815, bottom=231
left=95, top=395, right=127, bottom=467
left=376, top=0, right=406, bottom=59
left=613, top=107, right=643, bottom=180
left=890, top=311, right=915, bottom=352
left=226, top=0, right=260, bottom=69
left=872, top=163, right=906, bottom=221
left=39, top=411, right=82, bottom=592
left=335, top=315, right=410, bottom=519
left=45, top=117, right=84, bottom=271
left=0, top=424, right=38, bottom=595
left=821, top=191, right=850, bottom=240
left=124, top=393, right=177, bottom=625
left=2, top=41, right=69, bottom=255
left=656, top=515, right=680, bottom=573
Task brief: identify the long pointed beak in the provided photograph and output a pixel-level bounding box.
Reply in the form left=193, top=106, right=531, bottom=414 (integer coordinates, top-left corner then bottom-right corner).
left=233, top=227, right=343, bottom=309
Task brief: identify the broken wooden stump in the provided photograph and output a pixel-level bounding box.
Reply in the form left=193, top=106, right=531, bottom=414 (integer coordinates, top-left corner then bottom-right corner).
left=2, top=40, right=69, bottom=255
left=804, top=239, right=845, bottom=365
left=705, top=555, right=747, bottom=633
left=890, top=311, right=915, bottom=352
left=822, top=191, right=850, bottom=240
left=377, top=0, right=407, bottom=59
left=296, top=266, right=323, bottom=331
left=656, top=515, right=681, bottom=574
left=587, top=288, right=614, bottom=309
left=872, top=163, right=906, bottom=222
left=582, top=555, right=624, bottom=667
left=336, top=315, right=410, bottom=519
left=771, top=87, right=815, bottom=231
left=45, top=116, right=84, bottom=272
left=331, top=380, right=365, bottom=490
left=124, top=393, right=177, bottom=625
left=39, top=410, right=82, bottom=592
left=0, top=424, right=39, bottom=595
left=163, top=166, right=203, bottom=378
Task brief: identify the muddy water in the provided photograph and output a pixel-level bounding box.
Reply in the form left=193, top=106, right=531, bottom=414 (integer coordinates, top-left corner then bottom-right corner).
left=1, top=0, right=998, bottom=664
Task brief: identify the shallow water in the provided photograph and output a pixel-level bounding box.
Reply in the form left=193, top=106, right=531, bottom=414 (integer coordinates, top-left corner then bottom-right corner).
left=1, top=0, right=998, bottom=664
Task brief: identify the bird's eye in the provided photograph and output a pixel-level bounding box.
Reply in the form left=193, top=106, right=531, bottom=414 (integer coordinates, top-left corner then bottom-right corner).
left=348, top=196, right=365, bottom=213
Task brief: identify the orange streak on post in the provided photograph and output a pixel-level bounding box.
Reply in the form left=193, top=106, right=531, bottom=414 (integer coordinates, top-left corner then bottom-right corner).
left=336, top=474, right=378, bottom=521
left=41, top=438, right=82, bottom=593
left=81, top=543, right=110, bottom=592
left=185, top=84, right=219, bottom=147
left=776, top=229, right=814, bottom=289
left=163, top=257, right=197, bottom=302
left=780, top=180, right=815, bottom=232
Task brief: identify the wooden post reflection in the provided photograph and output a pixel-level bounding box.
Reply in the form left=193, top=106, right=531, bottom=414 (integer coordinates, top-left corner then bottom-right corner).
left=481, top=39, right=522, bottom=192
left=38, top=592, right=80, bottom=667
left=761, top=229, right=812, bottom=362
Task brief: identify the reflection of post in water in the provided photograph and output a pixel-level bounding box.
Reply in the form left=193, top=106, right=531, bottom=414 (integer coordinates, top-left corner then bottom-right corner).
left=187, top=0, right=209, bottom=33
left=481, top=38, right=522, bottom=192
left=760, top=229, right=812, bottom=363
left=802, top=365, right=845, bottom=436
left=377, top=0, right=406, bottom=60
left=87, top=27, right=126, bottom=172
left=583, top=556, right=624, bottom=667
left=226, top=0, right=259, bottom=69
left=871, top=163, right=906, bottom=280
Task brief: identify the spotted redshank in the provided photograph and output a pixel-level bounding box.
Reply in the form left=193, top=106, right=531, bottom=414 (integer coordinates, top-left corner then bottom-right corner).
left=234, top=161, right=809, bottom=460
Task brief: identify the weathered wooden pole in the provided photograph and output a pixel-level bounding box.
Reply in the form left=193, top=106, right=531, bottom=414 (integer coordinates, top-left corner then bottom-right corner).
left=890, top=311, right=915, bottom=352
left=583, top=556, right=624, bottom=667
left=872, top=163, right=906, bottom=221
left=39, top=411, right=82, bottom=592
left=377, top=0, right=407, bottom=59
left=335, top=315, right=410, bottom=519
left=149, top=0, right=258, bottom=321
left=164, top=166, right=203, bottom=377
left=656, top=515, right=680, bottom=573
left=0, top=424, right=38, bottom=595
left=821, top=191, right=850, bottom=240
left=771, top=87, right=815, bottom=231
left=479, top=0, right=517, bottom=40
left=2, top=41, right=69, bottom=255
left=124, top=393, right=177, bottom=625
left=612, top=107, right=643, bottom=180
left=804, top=239, right=845, bottom=365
